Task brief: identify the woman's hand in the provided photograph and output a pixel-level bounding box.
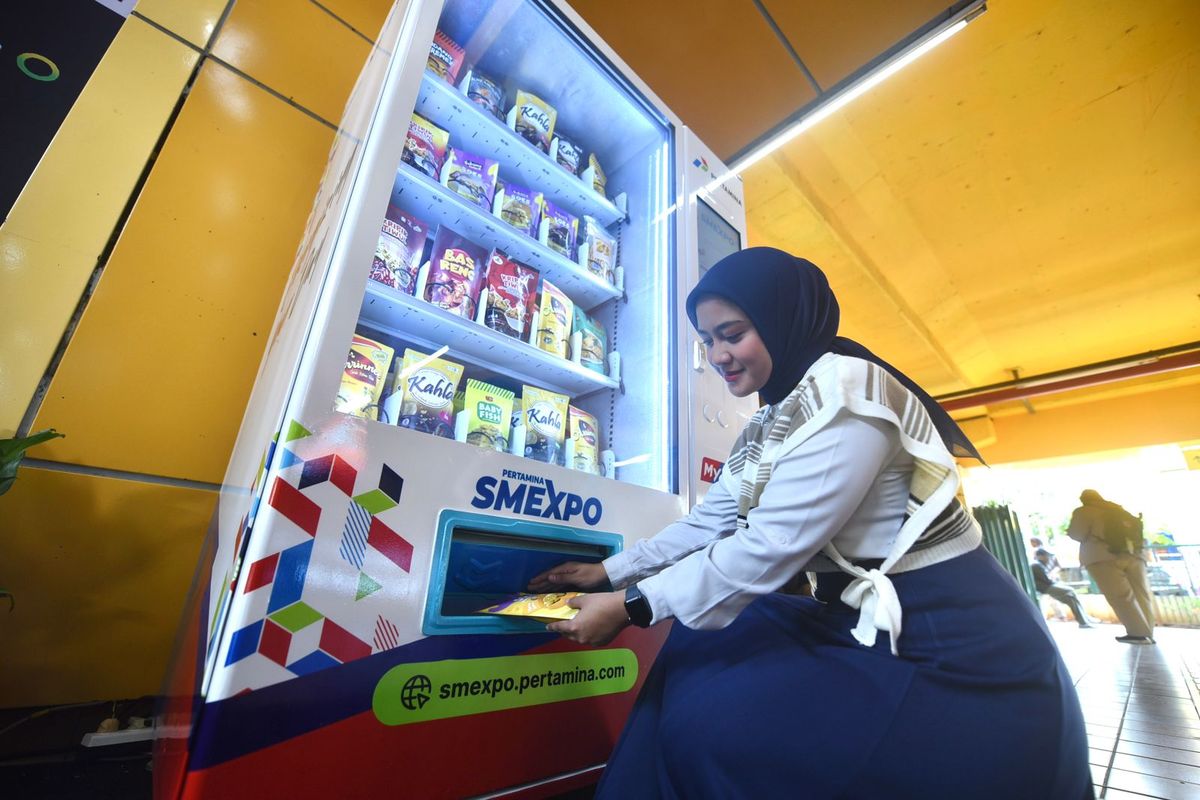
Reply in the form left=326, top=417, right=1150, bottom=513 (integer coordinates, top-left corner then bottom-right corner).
left=546, top=592, right=629, bottom=647
left=527, top=561, right=609, bottom=592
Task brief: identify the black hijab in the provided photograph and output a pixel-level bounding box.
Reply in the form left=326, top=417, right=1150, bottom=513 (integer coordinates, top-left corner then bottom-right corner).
left=686, top=247, right=983, bottom=461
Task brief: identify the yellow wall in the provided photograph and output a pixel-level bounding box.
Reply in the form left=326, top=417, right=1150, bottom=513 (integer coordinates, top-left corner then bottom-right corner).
left=0, top=0, right=391, bottom=708
left=975, top=380, right=1200, bottom=466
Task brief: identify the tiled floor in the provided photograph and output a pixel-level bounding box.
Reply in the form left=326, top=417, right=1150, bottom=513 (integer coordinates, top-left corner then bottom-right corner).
left=1049, top=623, right=1200, bottom=799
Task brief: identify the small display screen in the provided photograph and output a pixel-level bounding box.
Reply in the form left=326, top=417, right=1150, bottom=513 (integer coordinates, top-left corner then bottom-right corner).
left=697, top=198, right=741, bottom=277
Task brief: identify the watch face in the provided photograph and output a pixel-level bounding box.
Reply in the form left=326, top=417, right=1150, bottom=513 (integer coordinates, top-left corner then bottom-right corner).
left=625, top=587, right=652, bottom=627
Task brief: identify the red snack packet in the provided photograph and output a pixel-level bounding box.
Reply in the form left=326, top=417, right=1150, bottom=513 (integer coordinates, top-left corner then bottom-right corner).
left=482, top=249, right=539, bottom=341
left=425, top=226, right=488, bottom=320
left=427, top=29, right=465, bottom=84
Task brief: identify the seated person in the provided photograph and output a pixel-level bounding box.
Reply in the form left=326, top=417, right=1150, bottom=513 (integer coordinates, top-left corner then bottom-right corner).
left=1031, top=548, right=1093, bottom=628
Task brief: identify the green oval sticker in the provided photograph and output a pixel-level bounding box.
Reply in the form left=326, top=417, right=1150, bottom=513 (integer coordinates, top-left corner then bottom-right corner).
left=373, top=649, right=638, bottom=726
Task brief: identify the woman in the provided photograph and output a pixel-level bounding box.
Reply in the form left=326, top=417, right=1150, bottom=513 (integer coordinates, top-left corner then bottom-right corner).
left=530, top=248, right=1092, bottom=799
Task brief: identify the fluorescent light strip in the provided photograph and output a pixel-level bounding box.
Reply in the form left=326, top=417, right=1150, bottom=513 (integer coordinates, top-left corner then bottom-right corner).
left=395, top=345, right=449, bottom=380
left=727, top=18, right=970, bottom=177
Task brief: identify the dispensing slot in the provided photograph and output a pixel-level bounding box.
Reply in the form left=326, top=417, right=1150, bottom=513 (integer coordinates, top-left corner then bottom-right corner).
left=424, top=510, right=621, bottom=635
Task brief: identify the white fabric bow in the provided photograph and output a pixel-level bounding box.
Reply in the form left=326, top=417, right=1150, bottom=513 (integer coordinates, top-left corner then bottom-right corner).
left=840, top=568, right=903, bottom=655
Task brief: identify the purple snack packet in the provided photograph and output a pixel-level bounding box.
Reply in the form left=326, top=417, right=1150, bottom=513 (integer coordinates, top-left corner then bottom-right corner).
left=540, top=198, right=578, bottom=258
left=497, top=180, right=543, bottom=237
left=441, top=148, right=499, bottom=211
left=369, top=205, right=427, bottom=294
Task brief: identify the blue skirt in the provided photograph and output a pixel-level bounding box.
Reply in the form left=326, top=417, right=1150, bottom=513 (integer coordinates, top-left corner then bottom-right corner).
left=597, top=547, right=1093, bottom=799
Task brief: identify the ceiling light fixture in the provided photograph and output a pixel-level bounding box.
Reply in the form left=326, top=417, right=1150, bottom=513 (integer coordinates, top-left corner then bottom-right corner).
left=728, top=1, right=987, bottom=176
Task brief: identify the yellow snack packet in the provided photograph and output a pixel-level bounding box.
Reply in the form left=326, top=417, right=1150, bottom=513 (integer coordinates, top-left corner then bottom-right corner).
left=569, top=405, right=601, bottom=474
left=479, top=592, right=582, bottom=621
left=335, top=334, right=394, bottom=420
left=465, top=378, right=515, bottom=452
left=394, top=348, right=464, bottom=438
left=521, top=385, right=569, bottom=464
left=536, top=279, right=573, bottom=359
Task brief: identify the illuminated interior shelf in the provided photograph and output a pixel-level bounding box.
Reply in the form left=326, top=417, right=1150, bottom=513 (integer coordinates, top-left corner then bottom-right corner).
left=360, top=280, right=618, bottom=397
left=415, top=72, right=624, bottom=228
left=391, top=165, right=620, bottom=311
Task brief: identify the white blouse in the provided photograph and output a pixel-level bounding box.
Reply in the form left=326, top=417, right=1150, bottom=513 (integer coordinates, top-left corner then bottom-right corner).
left=603, top=410, right=914, bottom=629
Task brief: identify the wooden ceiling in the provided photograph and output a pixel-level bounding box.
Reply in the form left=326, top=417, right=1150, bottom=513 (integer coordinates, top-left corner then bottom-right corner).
left=576, top=0, right=1200, bottom=423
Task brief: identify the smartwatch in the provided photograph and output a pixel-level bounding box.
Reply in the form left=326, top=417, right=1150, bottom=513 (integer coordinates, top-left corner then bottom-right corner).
left=624, top=585, right=653, bottom=628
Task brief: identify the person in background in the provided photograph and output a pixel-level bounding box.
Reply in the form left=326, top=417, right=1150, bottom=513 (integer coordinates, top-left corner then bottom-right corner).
left=531, top=248, right=1092, bottom=800
left=1029, top=536, right=1061, bottom=570
left=1032, top=548, right=1093, bottom=628
left=1068, top=489, right=1154, bottom=644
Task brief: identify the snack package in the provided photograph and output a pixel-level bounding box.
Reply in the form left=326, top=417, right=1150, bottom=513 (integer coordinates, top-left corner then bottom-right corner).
left=464, top=379, right=515, bottom=452
left=441, top=148, right=499, bottom=210
left=581, top=215, right=617, bottom=284
left=572, top=310, right=607, bottom=374
left=496, top=181, right=543, bottom=237
left=402, top=113, right=450, bottom=180
left=509, top=91, right=556, bottom=153
left=426, top=29, right=465, bottom=84
left=540, top=199, right=578, bottom=258
left=521, top=385, right=569, bottom=464
left=482, top=250, right=539, bottom=340
left=583, top=153, right=607, bottom=197
left=335, top=334, right=395, bottom=420
left=368, top=206, right=427, bottom=294
left=550, top=134, right=584, bottom=175
left=394, top=349, right=464, bottom=438
left=479, top=592, right=582, bottom=621
left=425, top=226, right=488, bottom=319
left=569, top=405, right=601, bottom=474
left=463, top=70, right=505, bottom=118
left=536, top=279, right=573, bottom=358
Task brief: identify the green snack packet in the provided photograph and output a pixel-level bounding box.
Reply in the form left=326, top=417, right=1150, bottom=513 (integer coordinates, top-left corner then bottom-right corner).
left=572, top=310, right=607, bottom=374
left=465, top=379, right=514, bottom=452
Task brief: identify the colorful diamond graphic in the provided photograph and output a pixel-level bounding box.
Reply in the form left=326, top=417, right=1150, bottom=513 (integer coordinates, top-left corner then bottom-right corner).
left=258, top=619, right=291, bottom=666
left=269, top=600, right=323, bottom=633
left=266, top=540, right=314, bottom=613
left=285, top=420, right=312, bottom=443
left=378, top=464, right=403, bottom=504
left=279, top=448, right=303, bottom=469
left=356, top=572, right=382, bottom=601
left=243, top=552, right=279, bottom=593
left=318, top=618, right=372, bottom=663
left=367, top=517, right=413, bottom=572
left=352, top=488, right=397, bottom=515
left=226, top=620, right=263, bottom=666
left=374, top=616, right=400, bottom=651
left=330, top=455, right=357, bottom=495
left=287, top=650, right=339, bottom=676
left=299, top=454, right=333, bottom=489
left=339, top=501, right=370, bottom=569
left=268, top=477, right=320, bottom=536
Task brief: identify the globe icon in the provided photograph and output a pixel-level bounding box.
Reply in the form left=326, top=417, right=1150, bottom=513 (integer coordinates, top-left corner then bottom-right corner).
left=401, top=674, right=432, bottom=710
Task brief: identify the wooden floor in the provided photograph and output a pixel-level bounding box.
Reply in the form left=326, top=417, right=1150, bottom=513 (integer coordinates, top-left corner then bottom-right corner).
left=1049, top=623, right=1200, bottom=799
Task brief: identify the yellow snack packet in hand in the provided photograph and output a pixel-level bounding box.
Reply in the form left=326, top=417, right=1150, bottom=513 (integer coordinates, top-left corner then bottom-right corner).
left=479, top=592, right=582, bottom=621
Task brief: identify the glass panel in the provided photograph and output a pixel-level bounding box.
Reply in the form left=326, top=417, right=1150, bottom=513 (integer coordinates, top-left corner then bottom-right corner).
left=696, top=198, right=741, bottom=277
left=336, top=0, right=676, bottom=493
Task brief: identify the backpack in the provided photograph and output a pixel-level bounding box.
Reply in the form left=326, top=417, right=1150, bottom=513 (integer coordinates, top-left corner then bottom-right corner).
left=1100, top=503, right=1144, bottom=555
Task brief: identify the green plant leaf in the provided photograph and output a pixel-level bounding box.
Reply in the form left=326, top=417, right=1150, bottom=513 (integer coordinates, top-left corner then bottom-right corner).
left=0, top=429, right=64, bottom=497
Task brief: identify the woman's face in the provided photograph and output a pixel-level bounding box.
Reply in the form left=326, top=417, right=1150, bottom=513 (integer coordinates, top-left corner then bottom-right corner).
left=694, top=296, right=773, bottom=398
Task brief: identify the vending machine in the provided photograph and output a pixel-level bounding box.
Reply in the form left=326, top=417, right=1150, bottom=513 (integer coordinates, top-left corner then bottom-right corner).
left=155, top=1, right=747, bottom=797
